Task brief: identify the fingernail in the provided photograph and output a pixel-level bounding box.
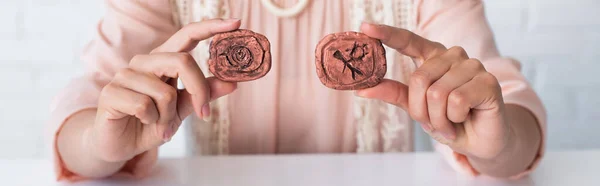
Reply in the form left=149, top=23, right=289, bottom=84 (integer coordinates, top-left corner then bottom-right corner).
left=172, top=122, right=178, bottom=134
left=192, top=95, right=203, bottom=118
left=432, top=132, right=450, bottom=145
left=201, top=103, right=211, bottom=122
left=442, top=131, right=456, bottom=141
left=224, top=18, right=240, bottom=23
left=163, top=126, right=173, bottom=142
left=420, top=123, right=432, bottom=132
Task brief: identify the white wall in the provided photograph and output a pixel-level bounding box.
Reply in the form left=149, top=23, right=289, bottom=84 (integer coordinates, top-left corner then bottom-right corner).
left=0, top=0, right=102, bottom=158
left=0, top=0, right=599, bottom=159
left=486, top=0, right=600, bottom=150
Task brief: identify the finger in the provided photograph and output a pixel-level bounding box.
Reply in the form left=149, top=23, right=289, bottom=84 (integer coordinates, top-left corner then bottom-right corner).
left=443, top=46, right=470, bottom=61
left=407, top=56, right=454, bottom=131
left=355, top=79, right=409, bottom=110
left=130, top=53, right=208, bottom=118
left=113, top=68, right=178, bottom=141
left=447, top=72, right=502, bottom=124
left=435, top=59, right=486, bottom=123
left=135, top=78, right=235, bottom=151
left=152, top=18, right=241, bottom=53
left=176, top=77, right=238, bottom=120
left=99, top=83, right=159, bottom=125
left=445, top=73, right=503, bottom=152
left=425, top=58, right=482, bottom=140
left=360, top=22, right=446, bottom=61
left=425, top=61, right=479, bottom=141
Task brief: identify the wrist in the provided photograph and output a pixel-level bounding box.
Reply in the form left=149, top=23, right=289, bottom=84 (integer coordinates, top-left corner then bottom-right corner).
left=81, top=126, right=102, bottom=162
left=466, top=104, right=541, bottom=177
left=83, top=124, right=131, bottom=177
left=468, top=123, right=518, bottom=165
left=58, top=109, right=128, bottom=178
left=83, top=126, right=130, bottom=164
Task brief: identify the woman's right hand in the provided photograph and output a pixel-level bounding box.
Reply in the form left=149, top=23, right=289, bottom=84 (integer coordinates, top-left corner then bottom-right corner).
left=89, top=19, right=241, bottom=163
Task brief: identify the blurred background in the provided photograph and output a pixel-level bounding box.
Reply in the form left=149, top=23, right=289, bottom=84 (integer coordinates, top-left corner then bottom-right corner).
left=0, top=0, right=599, bottom=159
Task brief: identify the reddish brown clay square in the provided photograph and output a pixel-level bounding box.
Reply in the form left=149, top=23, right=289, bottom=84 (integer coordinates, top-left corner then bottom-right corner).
left=208, top=29, right=271, bottom=82
left=315, top=32, right=386, bottom=90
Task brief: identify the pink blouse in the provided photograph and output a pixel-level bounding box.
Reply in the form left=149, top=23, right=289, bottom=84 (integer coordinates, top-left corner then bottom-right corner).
left=49, top=0, right=547, bottom=181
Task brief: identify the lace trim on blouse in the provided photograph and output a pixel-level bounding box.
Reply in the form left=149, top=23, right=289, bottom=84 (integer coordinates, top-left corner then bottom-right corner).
left=170, top=0, right=416, bottom=155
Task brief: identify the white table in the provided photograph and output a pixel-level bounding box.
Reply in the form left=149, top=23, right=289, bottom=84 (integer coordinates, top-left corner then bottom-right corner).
left=2, top=150, right=598, bottom=186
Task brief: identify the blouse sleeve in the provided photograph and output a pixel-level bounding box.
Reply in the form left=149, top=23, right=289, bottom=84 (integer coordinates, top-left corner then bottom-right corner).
left=48, top=0, right=180, bottom=181
left=414, top=0, right=547, bottom=179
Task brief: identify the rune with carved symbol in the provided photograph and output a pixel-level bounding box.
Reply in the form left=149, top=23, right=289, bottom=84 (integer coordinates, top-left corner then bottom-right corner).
left=315, top=32, right=386, bottom=90
left=209, top=29, right=271, bottom=82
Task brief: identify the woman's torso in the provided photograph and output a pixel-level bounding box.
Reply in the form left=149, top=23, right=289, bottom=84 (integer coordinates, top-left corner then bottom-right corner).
left=228, top=0, right=355, bottom=153
left=178, top=0, right=415, bottom=154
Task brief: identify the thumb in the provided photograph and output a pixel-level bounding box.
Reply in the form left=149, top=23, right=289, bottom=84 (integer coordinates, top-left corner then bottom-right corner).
left=355, top=79, right=409, bottom=110
left=177, top=77, right=237, bottom=120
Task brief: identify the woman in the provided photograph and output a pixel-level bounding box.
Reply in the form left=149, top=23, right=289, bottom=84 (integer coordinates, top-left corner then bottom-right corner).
left=51, top=0, right=546, bottom=181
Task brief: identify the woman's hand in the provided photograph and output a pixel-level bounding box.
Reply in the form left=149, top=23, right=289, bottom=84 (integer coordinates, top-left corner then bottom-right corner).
left=356, top=23, right=509, bottom=161
left=90, top=19, right=240, bottom=163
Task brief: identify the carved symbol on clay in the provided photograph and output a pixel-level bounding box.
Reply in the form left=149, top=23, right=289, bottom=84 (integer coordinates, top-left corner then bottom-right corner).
left=332, top=42, right=369, bottom=80
left=208, top=29, right=272, bottom=82
left=314, top=31, right=387, bottom=90
left=220, top=45, right=253, bottom=69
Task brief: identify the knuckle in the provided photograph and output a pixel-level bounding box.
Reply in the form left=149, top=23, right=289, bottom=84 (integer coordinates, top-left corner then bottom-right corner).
left=448, top=90, right=467, bottom=107
left=114, top=68, right=135, bottom=81
left=100, top=83, right=118, bottom=97
left=447, top=114, right=464, bottom=124
left=426, top=85, right=446, bottom=101
left=448, top=46, right=464, bottom=51
left=479, top=72, right=499, bottom=85
left=409, top=108, right=428, bottom=123
left=134, top=96, right=153, bottom=116
left=410, top=70, right=431, bottom=86
left=466, top=58, right=485, bottom=71
left=130, top=54, right=146, bottom=65
left=427, top=42, right=446, bottom=56
left=448, top=46, right=468, bottom=59
left=433, top=42, right=446, bottom=49
left=130, top=55, right=142, bottom=62
left=174, top=53, right=195, bottom=68
left=157, top=86, right=177, bottom=104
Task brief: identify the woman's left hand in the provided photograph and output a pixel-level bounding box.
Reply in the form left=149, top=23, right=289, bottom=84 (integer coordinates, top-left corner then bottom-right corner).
left=356, top=23, right=509, bottom=160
